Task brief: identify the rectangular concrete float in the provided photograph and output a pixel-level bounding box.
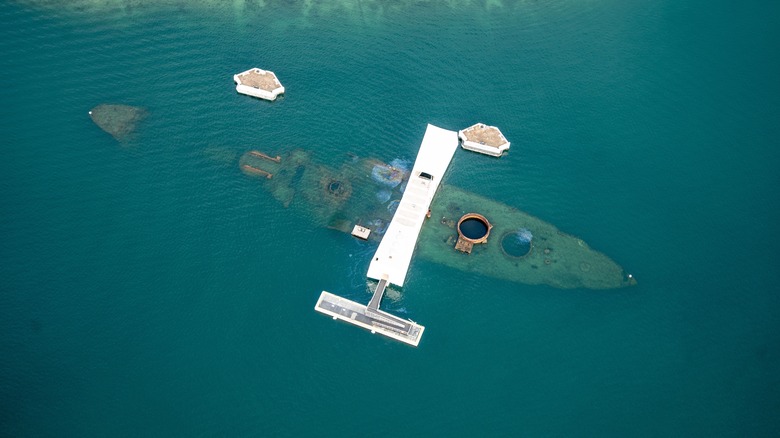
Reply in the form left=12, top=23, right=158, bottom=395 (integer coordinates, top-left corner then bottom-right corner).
left=315, top=124, right=459, bottom=347
left=351, top=225, right=371, bottom=240
left=314, top=291, right=425, bottom=347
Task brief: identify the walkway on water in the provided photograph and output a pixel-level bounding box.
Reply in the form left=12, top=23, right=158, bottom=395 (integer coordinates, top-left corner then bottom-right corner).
left=367, top=278, right=388, bottom=312
left=314, top=291, right=424, bottom=346
left=315, top=124, right=460, bottom=346
left=366, top=124, right=460, bottom=287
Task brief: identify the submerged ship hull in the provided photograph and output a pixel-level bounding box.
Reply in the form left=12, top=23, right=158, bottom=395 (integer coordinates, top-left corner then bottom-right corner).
left=420, top=185, right=632, bottom=289
left=240, top=148, right=634, bottom=290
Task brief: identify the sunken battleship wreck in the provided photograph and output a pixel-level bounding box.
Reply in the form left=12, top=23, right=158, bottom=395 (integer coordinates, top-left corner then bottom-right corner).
left=241, top=124, right=634, bottom=346
left=240, top=129, right=634, bottom=291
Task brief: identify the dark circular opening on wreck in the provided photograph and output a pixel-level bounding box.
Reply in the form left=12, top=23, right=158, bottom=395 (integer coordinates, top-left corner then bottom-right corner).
left=501, top=231, right=533, bottom=258
left=460, top=218, right=488, bottom=239
left=328, top=181, right=342, bottom=193
left=457, top=213, right=492, bottom=244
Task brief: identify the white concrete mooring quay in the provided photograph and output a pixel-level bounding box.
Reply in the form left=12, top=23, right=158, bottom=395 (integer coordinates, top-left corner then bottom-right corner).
left=233, top=68, right=285, bottom=101
left=314, top=124, right=459, bottom=347
left=458, top=122, right=510, bottom=157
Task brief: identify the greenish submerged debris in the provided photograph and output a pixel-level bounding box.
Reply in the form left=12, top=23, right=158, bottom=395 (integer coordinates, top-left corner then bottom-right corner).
left=241, top=148, right=635, bottom=290
left=89, top=104, right=146, bottom=141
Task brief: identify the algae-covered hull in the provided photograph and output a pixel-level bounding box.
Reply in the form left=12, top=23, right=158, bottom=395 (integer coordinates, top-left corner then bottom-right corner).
left=421, top=186, right=633, bottom=289
left=241, top=149, right=634, bottom=290
left=89, top=104, right=146, bottom=142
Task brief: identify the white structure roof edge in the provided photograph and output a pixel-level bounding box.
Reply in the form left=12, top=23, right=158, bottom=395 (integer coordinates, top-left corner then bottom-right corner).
left=366, top=124, right=459, bottom=286
left=460, top=140, right=510, bottom=157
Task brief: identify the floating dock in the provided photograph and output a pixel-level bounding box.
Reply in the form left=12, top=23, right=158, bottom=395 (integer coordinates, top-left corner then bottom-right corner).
left=315, top=281, right=425, bottom=347
left=233, top=68, right=285, bottom=101
left=315, top=124, right=460, bottom=346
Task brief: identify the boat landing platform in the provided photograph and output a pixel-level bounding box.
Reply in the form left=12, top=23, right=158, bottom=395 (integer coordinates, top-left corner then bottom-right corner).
left=314, top=291, right=425, bottom=347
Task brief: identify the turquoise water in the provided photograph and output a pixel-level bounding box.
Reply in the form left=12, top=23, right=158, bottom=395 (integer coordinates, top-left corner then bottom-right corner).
left=1, top=1, right=779, bottom=436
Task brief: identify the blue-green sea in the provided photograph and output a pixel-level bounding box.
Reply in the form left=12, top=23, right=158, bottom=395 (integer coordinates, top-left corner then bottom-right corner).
left=1, top=1, right=779, bottom=436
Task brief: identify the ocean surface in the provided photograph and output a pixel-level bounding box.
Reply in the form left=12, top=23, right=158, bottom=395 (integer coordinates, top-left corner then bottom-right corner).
left=1, top=1, right=779, bottom=436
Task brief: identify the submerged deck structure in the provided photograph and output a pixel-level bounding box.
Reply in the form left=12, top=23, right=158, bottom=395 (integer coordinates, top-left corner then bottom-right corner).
left=315, top=124, right=460, bottom=346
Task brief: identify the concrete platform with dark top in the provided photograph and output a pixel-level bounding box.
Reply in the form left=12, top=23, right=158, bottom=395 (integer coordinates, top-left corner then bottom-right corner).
left=314, top=291, right=425, bottom=347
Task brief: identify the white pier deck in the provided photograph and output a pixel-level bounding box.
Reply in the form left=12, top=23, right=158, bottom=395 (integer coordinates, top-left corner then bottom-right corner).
left=366, top=124, right=459, bottom=287
left=314, top=124, right=458, bottom=347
